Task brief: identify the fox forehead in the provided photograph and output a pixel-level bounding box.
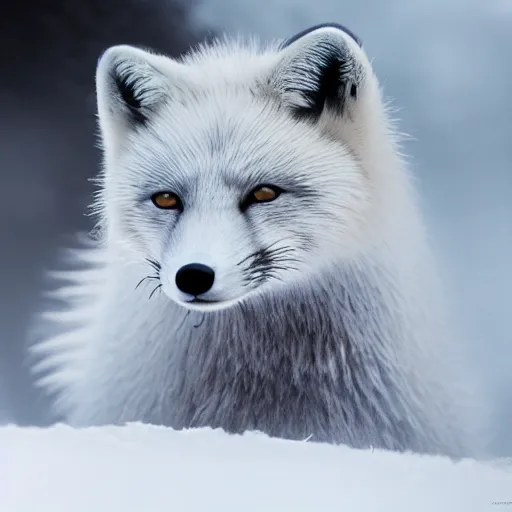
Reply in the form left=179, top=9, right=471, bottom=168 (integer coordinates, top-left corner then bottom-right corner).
left=121, top=93, right=355, bottom=194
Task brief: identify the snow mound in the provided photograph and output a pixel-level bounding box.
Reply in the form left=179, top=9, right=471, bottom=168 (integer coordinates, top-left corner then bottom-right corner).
left=1, top=423, right=511, bottom=511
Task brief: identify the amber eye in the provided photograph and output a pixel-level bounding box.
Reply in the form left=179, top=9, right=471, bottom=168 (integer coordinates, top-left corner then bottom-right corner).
left=253, top=186, right=279, bottom=202
left=151, top=191, right=182, bottom=210
left=241, top=185, right=283, bottom=211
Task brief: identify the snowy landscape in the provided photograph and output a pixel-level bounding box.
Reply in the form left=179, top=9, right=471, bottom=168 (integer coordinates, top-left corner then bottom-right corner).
left=2, top=423, right=512, bottom=512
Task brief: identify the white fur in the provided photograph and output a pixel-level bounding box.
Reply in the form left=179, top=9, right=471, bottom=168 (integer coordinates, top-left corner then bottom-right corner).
left=30, top=27, right=487, bottom=456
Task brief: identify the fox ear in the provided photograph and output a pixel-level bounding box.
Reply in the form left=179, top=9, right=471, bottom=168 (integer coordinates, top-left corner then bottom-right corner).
left=96, top=45, right=174, bottom=151
left=270, top=24, right=364, bottom=119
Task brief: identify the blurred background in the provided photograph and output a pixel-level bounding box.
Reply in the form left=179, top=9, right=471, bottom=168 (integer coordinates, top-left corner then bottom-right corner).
left=0, top=0, right=510, bottom=455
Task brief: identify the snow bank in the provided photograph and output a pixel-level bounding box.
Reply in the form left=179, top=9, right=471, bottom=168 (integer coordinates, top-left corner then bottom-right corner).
left=1, top=424, right=511, bottom=512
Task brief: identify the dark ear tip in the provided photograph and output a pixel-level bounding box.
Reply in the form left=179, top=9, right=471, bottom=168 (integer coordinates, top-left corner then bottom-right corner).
left=281, top=23, right=362, bottom=49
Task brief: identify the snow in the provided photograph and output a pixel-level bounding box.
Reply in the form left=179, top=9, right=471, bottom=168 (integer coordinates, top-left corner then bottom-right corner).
left=1, top=424, right=511, bottom=511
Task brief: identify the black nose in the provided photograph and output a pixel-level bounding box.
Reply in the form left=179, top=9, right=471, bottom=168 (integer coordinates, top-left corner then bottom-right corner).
left=175, top=263, right=215, bottom=296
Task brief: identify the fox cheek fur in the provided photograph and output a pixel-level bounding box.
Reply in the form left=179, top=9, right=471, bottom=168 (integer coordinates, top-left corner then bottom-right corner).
left=30, top=24, right=488, bottom=457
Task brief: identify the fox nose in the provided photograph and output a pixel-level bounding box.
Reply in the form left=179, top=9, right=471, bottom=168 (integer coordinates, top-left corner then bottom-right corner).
left=175, top=263, right=215, bottom=296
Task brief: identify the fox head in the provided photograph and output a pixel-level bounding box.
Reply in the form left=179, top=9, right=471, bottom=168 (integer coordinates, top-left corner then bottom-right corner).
left=95, top=24, right=397, bottom=311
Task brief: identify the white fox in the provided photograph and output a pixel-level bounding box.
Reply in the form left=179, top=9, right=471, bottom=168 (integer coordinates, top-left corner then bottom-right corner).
left=31, top=24, right=486, bottom=457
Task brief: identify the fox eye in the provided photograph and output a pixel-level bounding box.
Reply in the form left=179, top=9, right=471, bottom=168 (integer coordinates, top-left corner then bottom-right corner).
left=151, top=191, right=183, bottom=210
left=241, top=185, right=283, bottom=211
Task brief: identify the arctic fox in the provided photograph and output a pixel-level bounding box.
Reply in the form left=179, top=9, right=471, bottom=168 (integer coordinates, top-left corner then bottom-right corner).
left=32, top=24, right=485, bottom=457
